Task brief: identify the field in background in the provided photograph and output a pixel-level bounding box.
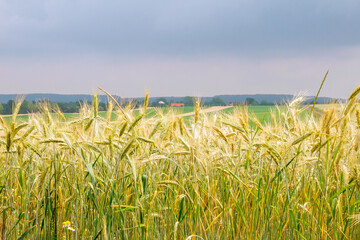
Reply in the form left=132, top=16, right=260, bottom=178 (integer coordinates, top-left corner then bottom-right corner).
left=1, top=106, right=197, bottom=122
left=1, top=104, right=303, bottom=122
left=219, top=105, right=285, bottom=120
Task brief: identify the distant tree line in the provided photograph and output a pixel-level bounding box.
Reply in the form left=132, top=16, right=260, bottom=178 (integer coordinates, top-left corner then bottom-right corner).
left=148, top=97, right=276, bottom=107
left=0, top=100, right=108, bottom=115
left=244, top=98, right=274, bottom=106
left=0, top=97, right=279, bottom=115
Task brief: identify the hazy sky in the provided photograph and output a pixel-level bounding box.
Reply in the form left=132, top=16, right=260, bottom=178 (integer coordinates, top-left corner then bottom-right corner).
left=0, top=0, right=359, bottom=98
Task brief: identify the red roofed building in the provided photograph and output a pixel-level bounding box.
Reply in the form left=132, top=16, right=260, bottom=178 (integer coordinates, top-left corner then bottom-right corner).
left=171, top=103, right=184, bottom=107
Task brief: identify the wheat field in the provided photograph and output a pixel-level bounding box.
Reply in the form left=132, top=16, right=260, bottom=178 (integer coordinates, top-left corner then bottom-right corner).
left=0, top=87, right=360, bottom=239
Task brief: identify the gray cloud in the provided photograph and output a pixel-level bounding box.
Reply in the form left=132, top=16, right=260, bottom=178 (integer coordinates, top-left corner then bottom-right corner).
left=1, top=50, right=359, bottom=98
left=0, top=0, right=359, bottom=99
left=1, top=0, right=360, bottom=57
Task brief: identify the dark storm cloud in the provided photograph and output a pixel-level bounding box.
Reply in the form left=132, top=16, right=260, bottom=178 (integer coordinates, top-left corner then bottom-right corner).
left=1, top=0, right=360, bottom=57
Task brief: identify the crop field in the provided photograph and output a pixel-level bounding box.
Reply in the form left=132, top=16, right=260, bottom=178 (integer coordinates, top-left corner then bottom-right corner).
left=2, top=106, right=197, bottom=122
left=2, top=104, right=317, bottom=124
left=1, top=105, right=283, bottom=123
left=217, top=105, right=286, bottom=121
left=0, top=88, right=360, bottom=239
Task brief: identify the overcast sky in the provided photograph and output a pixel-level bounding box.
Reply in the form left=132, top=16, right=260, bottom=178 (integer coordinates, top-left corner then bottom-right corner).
left=0, top=0, right=359, bottom=98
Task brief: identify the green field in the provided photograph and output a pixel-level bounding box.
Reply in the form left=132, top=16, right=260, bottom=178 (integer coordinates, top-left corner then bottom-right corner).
left=219, top=105, right=283, bottom=120
left=0, top=104, right=327, bottom=124
left=1, top=106, right=197, bottom=122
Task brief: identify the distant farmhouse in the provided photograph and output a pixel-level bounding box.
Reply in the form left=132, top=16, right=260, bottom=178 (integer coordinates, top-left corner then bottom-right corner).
left=171, top=103, right=184, bottom=107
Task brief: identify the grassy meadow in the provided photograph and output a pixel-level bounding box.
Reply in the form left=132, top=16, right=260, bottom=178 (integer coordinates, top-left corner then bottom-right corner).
left=0, top=88, right=360, bottom=239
